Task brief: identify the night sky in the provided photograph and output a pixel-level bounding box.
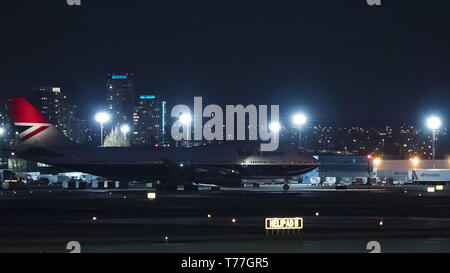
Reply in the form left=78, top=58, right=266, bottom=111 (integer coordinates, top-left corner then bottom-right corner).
left=1, top=0, right=449, bottom=125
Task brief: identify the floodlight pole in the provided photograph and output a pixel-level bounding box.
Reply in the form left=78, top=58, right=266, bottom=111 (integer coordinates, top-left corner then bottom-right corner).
left=432, top=129, right=436, bottom=168
left=298, top=127, right=302, bottom=149
left=100, top=122, right=104, bottom=147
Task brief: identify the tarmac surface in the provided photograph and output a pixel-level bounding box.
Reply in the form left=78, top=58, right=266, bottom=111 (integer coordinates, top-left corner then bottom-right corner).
left=1, top=184, right=450, bottom=253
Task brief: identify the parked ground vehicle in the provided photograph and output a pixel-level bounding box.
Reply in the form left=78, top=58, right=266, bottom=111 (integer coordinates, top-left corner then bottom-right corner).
left=1, top=169, right=26, bottom=190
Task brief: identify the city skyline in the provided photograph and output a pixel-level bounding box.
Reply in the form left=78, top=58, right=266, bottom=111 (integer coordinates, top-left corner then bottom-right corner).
left=1, top=77, right=449, bottom=159
left=1, top=1, right=449, bottom=123
left=4, top=71, right=449, bottom=126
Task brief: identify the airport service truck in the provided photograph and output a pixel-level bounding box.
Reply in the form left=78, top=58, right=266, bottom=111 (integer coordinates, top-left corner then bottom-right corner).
left=409, top=169, right=450, bottom=184
left=376, top=170, right=409, bottom=185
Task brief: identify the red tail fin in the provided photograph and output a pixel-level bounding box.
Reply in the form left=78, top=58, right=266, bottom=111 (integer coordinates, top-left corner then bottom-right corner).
left=7, top=97, right=49, bottom=124
left=7, top=97, right=75, bottom=147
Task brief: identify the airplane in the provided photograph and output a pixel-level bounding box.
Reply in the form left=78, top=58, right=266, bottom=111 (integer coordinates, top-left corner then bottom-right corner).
left=7, top=97, right=319, bottom=190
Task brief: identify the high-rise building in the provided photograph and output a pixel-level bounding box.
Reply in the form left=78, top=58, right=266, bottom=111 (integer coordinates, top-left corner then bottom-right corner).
left=60, top=102, right=77, bottom=140
left=132, top=94, right=167, bottom=146
left=69, top=117, right=89, bottom=144
left=32, top=86, right=63, bottom=124
left=31, top=86, right=83, bottom=143
left=106, top=73, right=135, bottom=125
left=31, top=86, right=67, bottom=130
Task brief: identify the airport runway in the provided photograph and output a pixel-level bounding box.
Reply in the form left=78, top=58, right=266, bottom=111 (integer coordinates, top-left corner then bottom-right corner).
left=1, top=184, right=450, bottom=253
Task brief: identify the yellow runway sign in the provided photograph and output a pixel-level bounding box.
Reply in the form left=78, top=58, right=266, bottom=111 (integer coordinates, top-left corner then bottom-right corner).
left=265, top=217, right=303, bottom=230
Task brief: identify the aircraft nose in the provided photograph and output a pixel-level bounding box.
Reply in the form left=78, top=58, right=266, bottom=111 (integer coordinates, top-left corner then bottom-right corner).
left=310, top=155, right=320, bottom=165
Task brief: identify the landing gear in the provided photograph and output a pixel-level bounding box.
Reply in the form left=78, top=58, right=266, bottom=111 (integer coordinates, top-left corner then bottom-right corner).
left=283, top=183, right=290, bottom=191
left=183, top=182, right=199, bottom=191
